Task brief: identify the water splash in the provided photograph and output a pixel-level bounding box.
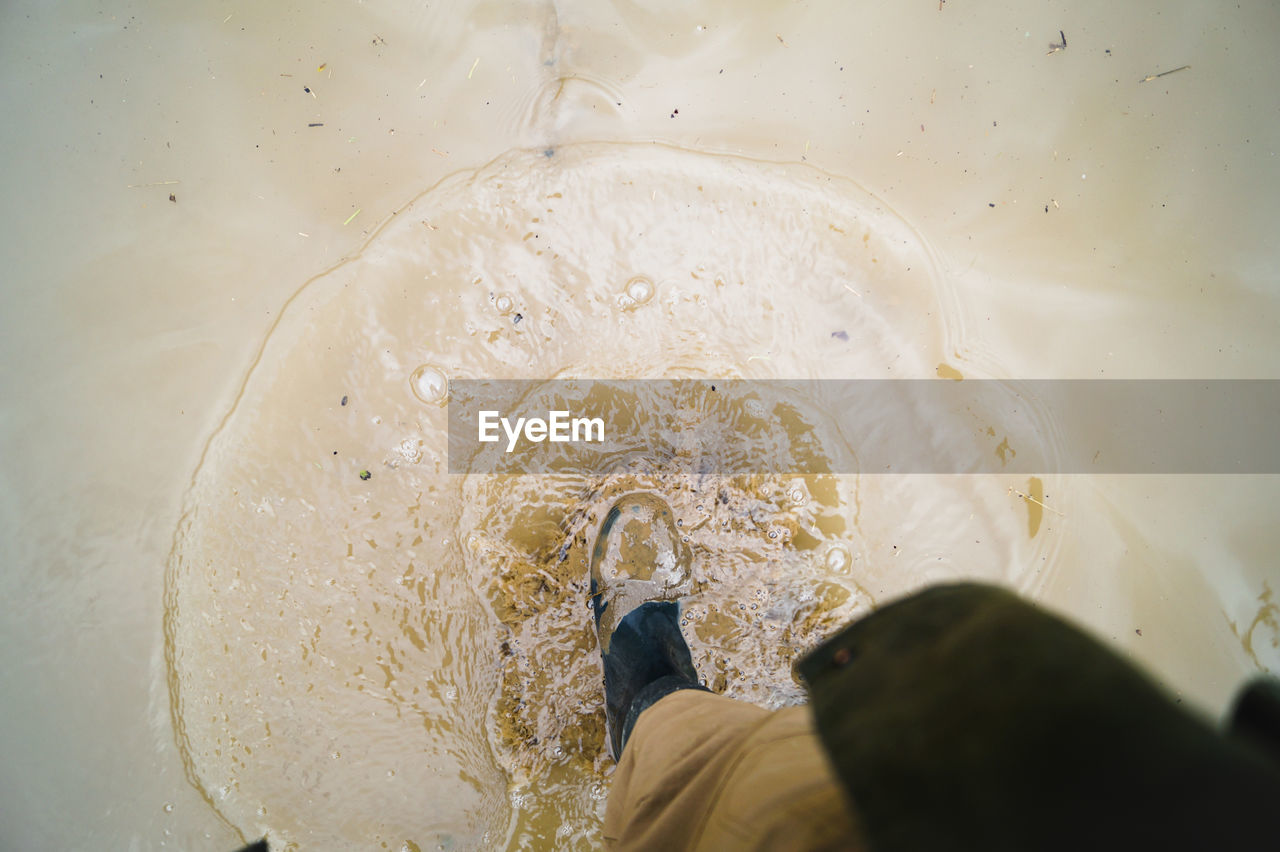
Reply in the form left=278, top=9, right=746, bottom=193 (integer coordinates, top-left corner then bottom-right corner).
left=165, top=143, right=1059, bottom=850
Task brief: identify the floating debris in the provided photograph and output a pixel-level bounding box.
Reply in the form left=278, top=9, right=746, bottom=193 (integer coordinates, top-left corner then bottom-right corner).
left=1140, top=64, right=1191, bottom=83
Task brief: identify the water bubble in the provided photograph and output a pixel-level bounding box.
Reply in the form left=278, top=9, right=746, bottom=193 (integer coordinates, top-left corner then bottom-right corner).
left=409, top=364, right=449, bottom=405
left=162, top=802, right=174, bottom=814
left=398, top=437, right=423, bottom=464
left=493, top=292, right=515, bottom=315
left=823, top=543, right=853, bottom=573
left=624, top=275, right=654, bottom=305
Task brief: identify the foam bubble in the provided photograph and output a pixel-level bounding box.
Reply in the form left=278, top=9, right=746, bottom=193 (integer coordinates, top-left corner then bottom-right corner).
left=823, top=543, right=852, bottom=573
left=624, top=275, right=654, bottom=305
left=409, top=364, right=449, bottom=405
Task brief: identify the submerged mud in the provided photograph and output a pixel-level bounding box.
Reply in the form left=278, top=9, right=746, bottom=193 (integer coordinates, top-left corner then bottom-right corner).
left=165, top=144, right=1056, bottom=850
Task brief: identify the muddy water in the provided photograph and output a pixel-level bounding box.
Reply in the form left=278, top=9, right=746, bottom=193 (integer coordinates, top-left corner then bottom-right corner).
left=3, top=1, right=1279, bottom=850
left=165, top=146, right=1061, bottom=848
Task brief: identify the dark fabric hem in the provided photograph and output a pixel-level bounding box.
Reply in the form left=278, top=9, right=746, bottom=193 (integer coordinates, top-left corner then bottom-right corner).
left=620, top=675, right=710, bottom=756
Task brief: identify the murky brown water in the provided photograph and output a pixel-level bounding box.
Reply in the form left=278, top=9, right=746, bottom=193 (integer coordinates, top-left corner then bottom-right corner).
left=3, top=2, right=1278, bottom=850
left=165, top=145, right=1060, bottom=848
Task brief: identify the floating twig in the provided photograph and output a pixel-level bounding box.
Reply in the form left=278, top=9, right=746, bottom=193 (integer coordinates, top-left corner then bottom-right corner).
left=1009, top=487, right=1065, bottom=516
left=1140, top=64, right=1190, bottom=83
left=343, top=208, right=362, bottom=226
left=127, top=180, right=180, bottom=188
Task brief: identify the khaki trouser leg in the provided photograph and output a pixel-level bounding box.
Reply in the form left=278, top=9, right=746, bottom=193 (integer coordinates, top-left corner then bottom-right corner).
left=604, top=690, right=865, bottom=851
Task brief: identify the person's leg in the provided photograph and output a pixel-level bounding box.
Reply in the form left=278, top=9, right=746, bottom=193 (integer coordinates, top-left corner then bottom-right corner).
left=590, top=492, right=707, bottom=758
left=604, top=690, right=864, bottom=851
left=599, top=599, right=708, bottom=759
left=590, top=493, right=863, bottom=850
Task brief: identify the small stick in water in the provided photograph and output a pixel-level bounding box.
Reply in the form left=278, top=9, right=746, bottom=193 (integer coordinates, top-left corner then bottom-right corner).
left=1009, top=487, right=1065, bottom=516
left=1140, top=64, right=1191, bottom=83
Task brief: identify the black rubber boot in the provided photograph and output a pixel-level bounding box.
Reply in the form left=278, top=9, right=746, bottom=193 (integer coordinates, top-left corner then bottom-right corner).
left=590, top=493, right=707, bottom=759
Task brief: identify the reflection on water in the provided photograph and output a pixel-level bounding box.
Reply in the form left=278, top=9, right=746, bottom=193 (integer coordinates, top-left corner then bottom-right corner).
left=166, top=144, right=1062, bottom=849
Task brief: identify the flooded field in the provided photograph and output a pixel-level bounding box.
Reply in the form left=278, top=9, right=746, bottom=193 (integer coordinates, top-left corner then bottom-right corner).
left=2, top=2, right=1278, bottom=850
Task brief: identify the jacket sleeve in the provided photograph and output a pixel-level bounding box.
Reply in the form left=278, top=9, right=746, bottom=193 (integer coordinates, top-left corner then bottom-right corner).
left=796, top=582, right=1280, bottom=852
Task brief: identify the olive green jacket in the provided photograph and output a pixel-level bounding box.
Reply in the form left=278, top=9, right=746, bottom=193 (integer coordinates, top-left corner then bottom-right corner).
left=797, top=583, right=1280, bottom=852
